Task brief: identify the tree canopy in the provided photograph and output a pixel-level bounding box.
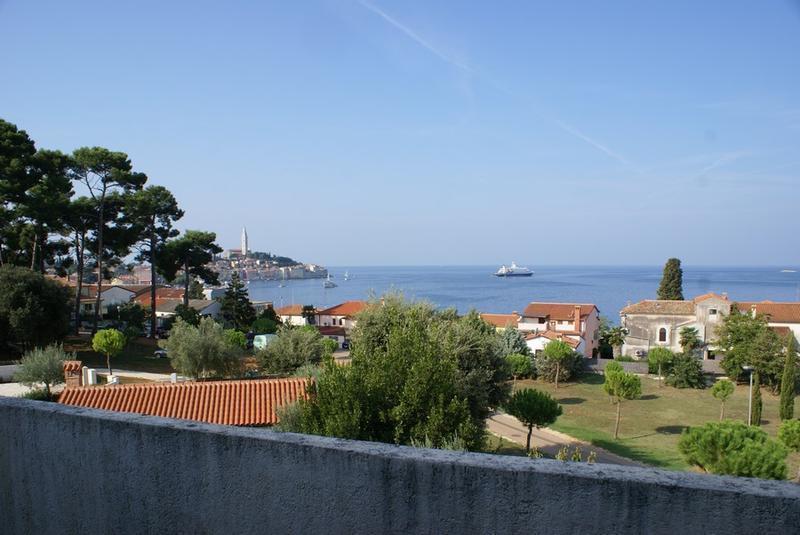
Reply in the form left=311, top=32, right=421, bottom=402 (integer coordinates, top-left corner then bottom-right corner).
left=219, top=271, right=256, bottom=332
left=504, top=388, right=562, bottom=453
left=256, top=325, right=328, bottom=374
left=780, top=335, right=797, bottom=421
left=92, top=329, right=126, bottom=376
left=715, top=309, right=785, bottom=389
left=657, top=258, right=684, bottom=300
left=711, top=379, right=735, bottom=421
left=161, top=317, right=242, bottom=379
left=13, top=343, right=70, bottom=398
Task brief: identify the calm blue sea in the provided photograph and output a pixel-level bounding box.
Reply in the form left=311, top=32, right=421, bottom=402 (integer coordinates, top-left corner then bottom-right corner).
left=246, top=266, right=800, bottom=322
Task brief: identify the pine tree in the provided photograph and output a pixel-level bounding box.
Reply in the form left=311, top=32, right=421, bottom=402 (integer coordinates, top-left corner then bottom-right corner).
left=219, top=271, right=256, bottom=332
left=657, top=258, right=684, bottom=300
left=780, top=335, right=797, bottom=421
left=751, top=372, right=763, bottom=426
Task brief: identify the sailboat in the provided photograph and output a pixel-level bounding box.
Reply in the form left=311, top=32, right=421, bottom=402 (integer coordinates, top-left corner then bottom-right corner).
left=344, top=270, right=350, bottom=281
left=323, top=274, right=337, bottom=288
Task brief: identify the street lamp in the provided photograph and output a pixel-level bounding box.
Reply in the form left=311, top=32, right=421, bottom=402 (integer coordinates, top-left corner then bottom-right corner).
left=742, top=365, right=754, bottom=426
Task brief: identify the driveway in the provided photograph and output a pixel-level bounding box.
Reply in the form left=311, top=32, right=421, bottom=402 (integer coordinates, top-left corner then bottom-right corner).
left=486, top=411, right=645, bottom=467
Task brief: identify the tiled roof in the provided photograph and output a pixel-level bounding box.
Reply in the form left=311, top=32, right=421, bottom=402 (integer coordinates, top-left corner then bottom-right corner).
left=318, top=326, right=346, bottom=337
left=316, top=301, right=367, bottom=317
left=693, top=292, right=729, bottom=303
left=276, top=304, right=305, bottom=316
left=58, top=378, right=308, bottom=426
left=736, top=302, right=800, bottom=324
left=155, top=299, right=216, bottom=314
left=480, top=313, right=520, bottom=328
left=525, top=330, right=581, bottom=349
left=62, top=361, right=82, bottom=373
left=134, top=288, right=185, bottom=306
left=521, top=303, right=598, bottom=320
left=78, top=284, right=150, bottom=297
left=620, top=300, right=695, bottom=315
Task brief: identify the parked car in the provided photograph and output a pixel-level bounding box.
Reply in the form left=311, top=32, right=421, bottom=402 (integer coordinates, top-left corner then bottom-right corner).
left=153, top=349, right=168, bottom=359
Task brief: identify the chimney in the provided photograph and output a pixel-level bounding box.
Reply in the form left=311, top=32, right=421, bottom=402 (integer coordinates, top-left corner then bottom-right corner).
left=63, top=361, right=83, bottom=388
left=573, top=305, right=582, bottom=333
left=751, top=304, right=757, bottom=318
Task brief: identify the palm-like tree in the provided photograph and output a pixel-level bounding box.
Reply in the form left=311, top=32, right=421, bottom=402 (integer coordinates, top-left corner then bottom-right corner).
left=605, top=326, right=627, bottom=358
left=679, top=326, right=701, bottom=355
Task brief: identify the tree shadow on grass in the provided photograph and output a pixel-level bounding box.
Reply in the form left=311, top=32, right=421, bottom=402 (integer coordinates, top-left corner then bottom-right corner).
left=579, top=373, right=605, bottom=385
left=639, top=394, right=659, bottom=400
left=655, top=425, right=688, bottom=435
left=557, top=397, right=586, bottom=405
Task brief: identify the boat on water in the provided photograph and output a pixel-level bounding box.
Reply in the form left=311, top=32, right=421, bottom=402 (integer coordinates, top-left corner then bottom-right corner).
left=344, top=270, right=350, bottom=281
left=781, top=269, right=797, bottom=273
left=494, top=262, right=533, bottom=277
left=323, top=274, right=337, bottom=288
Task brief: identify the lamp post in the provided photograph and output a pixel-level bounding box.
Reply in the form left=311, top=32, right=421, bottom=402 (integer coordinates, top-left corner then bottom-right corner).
left=742, top=365, right=754, bottom=426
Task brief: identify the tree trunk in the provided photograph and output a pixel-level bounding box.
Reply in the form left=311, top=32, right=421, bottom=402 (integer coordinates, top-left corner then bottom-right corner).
left=92, top=200, right=105, bottom=335
left=106, top=353, right=113, bottom=376
left=73, top=230, right=85, bottom=335
left=614, top=401, right=621, bottom=439
left=183, top=258, right=190, bottom=308
left=658, top=363, right=663, bottom=388
left=613, top=345, right=621, bottom=358
left=149, top=231, right=157, bottom=338
left=719, top=401, right=725, bottom=421
left=526, top=425, right=533, bottom=454
left=555, top=362, right=560, bottom=389
left=30, top=231, right=37, bottom=270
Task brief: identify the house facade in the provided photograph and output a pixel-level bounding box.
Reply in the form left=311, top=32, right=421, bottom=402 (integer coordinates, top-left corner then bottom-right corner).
left=517, top=303, right=601, bottom=357
left=155, top=299, right=222, bottom=326
left=315, top=301, right=367, bottom=331
left=276, top=304, right=313, bottom=326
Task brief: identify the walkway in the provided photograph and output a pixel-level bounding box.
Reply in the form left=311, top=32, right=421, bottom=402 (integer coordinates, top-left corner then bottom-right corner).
left=486, top=411, right=645, bottom=467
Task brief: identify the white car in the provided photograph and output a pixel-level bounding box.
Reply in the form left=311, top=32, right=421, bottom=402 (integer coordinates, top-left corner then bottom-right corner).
left=153, top=350, right=168, bottom=359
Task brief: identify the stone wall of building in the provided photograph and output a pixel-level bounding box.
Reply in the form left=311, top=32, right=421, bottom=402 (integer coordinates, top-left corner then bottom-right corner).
left=1, top=397, right=799, bottom=534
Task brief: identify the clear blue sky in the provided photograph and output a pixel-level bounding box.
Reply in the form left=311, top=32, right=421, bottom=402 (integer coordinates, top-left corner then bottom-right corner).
left=1, top=1, right=799, bottom=266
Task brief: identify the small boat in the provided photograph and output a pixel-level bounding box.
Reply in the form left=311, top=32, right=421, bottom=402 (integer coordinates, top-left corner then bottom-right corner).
left=780, top=269, right=797, bottom=273
left=494, top=261, right=533, bottom=277
left=344, top=270, right=350, bottom=281
left=323, top=274, right=337, bottom=288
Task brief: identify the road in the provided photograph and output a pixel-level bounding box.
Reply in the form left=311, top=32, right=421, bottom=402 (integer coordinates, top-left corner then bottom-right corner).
left=486, top=411, right=645, bottom=467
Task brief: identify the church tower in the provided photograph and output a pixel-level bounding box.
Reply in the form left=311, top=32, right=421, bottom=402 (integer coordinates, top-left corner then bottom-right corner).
left=241, top=227, right=248, bottom=258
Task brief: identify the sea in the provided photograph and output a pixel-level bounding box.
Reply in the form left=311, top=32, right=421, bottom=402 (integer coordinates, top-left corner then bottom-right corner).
left=245, top=265, right=800, bottom=322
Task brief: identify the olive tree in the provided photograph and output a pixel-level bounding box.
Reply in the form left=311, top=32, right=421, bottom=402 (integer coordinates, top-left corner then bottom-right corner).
left=679, top=421, right=787, bottom=480
left=505, top=353, right=533, bottom=384
left=14, top=344, right=71, bottom=398
left=504, top=388, right=562, bottom=453
left=256, top=325, right=327, bottom=374
left=162, top=317, right=242, bottom=379
left=711, top=379, right=735, bottom=421
left=540, top=340, right=577, bottom=389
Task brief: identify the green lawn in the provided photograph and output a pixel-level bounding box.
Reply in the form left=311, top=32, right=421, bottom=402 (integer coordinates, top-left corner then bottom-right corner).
left=514, top=373, right=800, bottom=473
left=65, top=335, right=175, bottom=374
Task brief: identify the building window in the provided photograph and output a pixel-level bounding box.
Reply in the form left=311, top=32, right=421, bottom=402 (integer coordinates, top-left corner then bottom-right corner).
left=658, top=327, right=668, bottom=343
left=709, top=309, right=717, bottom=315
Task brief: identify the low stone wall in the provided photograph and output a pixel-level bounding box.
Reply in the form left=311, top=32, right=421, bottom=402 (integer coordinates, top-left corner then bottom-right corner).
left=1, top=397, right=799, bottom=534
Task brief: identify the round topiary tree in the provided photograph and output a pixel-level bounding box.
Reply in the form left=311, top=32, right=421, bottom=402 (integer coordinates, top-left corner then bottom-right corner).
left=603, top=369, right=642, bottom=439
left=92, top=329, right=126, bottom=376
left=711, top=379, right=735, bottom=421
left=504, top=388, right=562, bottom=453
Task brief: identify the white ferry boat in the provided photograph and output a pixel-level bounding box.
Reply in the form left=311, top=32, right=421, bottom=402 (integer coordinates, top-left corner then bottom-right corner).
left=494, top=262, right=533, bottom=277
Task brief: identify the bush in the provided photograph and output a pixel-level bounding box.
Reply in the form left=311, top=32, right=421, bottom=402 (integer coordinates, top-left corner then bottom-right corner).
left=257, top=326, right=328, bottom=374
left=14, top=343, right=71, bottom=397
left=252, top=317, right=279, bottom=334
left=123, top=326, right=141, bottom=343
left=224, top=329, right=248, bottom=350
left=322, top=337, right=339, bottom=356
left=536, top=347, right=583, bottom=385
left=679, top=421, right=787, bottom=480
left=162, top=317, right=243, bottom=379
left=505, top=353, right=533, bottom=379
left=665, top=353, right=706, bottom=389
left=21, top=388, right=56, bottom=401
left=615, top=355, right=635, bottom=362
left=605, top=360, right=624, bottom=375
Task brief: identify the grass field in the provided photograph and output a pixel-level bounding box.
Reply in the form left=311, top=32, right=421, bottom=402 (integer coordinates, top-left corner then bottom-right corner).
left=515, top=373, right=800, bottom=473
left=484, top=433, right=528, bottom=456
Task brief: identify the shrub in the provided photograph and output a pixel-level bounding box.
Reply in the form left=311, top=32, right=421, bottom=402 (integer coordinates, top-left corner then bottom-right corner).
left=257, top=326, right=328, bottom=374
left=665, top=353, right=706, bottom=389
left=224, top=329, right=248, bottom=350
left=498, top=327, right=531, bottom=357
left=679, top=421, right=787, bottom=480
left=778, top=419, right=800, bottom=481
left=162, top=317, right=243, bottom=379
left=13, top=343, right=71, bottom=397
left=21, top=388, right=56, bottom=401
left=252, top=317, right=279, bottom=334
left=505, top=353, right=533, bottom=380
left=615, top=355, right=635, bottom=362
left=322, top=337, right=339, bottom=356
left=647, top=347, right=675, bottom=375
left=605, top=360, right=624, bottom=375
left=537, top=341, right=583, bottom=387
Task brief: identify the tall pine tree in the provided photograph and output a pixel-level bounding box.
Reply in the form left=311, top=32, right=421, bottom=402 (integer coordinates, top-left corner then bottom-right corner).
left=220, top=271, right=256, bottom=332
left=780, top=335, right=797, bottom=421
left=657, top=257, right=684, bottom=300
left=751, top=372, right=763, bottom=426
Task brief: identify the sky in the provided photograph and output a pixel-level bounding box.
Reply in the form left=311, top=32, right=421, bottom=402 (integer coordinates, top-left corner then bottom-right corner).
left=1, top=1, right=799, bottom=266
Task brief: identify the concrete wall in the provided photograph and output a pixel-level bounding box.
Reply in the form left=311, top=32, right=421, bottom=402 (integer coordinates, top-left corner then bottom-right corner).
left=1, top=397, right=799, bottom=535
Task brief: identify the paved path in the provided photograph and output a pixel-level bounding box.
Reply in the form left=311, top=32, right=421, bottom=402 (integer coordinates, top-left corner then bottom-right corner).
left=486, top=411, right=645, bottom=467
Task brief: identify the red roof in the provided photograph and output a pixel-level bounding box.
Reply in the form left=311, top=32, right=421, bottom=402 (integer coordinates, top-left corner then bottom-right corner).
left=735, top=302, right=800, bottom=324
left=524, top=330, right=581, bottom=349
left=58, top=378, right=308, bottom=426
left=318, top=326, right=346, bottom=337
left=480, top=313, right=520, bottom=328
left=276, top=304, right=306, bottom=316
left=316, top=301, right=367, bottom=317
left=522, top=303, right=598, bottom=320
left=134, top=288, right=185, bottom=306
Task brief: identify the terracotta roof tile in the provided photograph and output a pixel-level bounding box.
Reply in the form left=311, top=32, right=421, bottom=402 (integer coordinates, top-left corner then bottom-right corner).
left=693, top=292, right=729, bottom=303
left=521, top=303, right=598, bottom=320
left=735, top=302, right=800, bottom=324
left=62, top=360, right=82, bottom=373
left=57, top=378, right=308, bottom=426
left=316, top=301, right=367, bottom=317
left=276, top=304, right=306, bottom=316
left=480, top=313, right=520, bottom=328
left=620, top=300, right=695, bottom=315
left=525, top=330, right=581, bottom=349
